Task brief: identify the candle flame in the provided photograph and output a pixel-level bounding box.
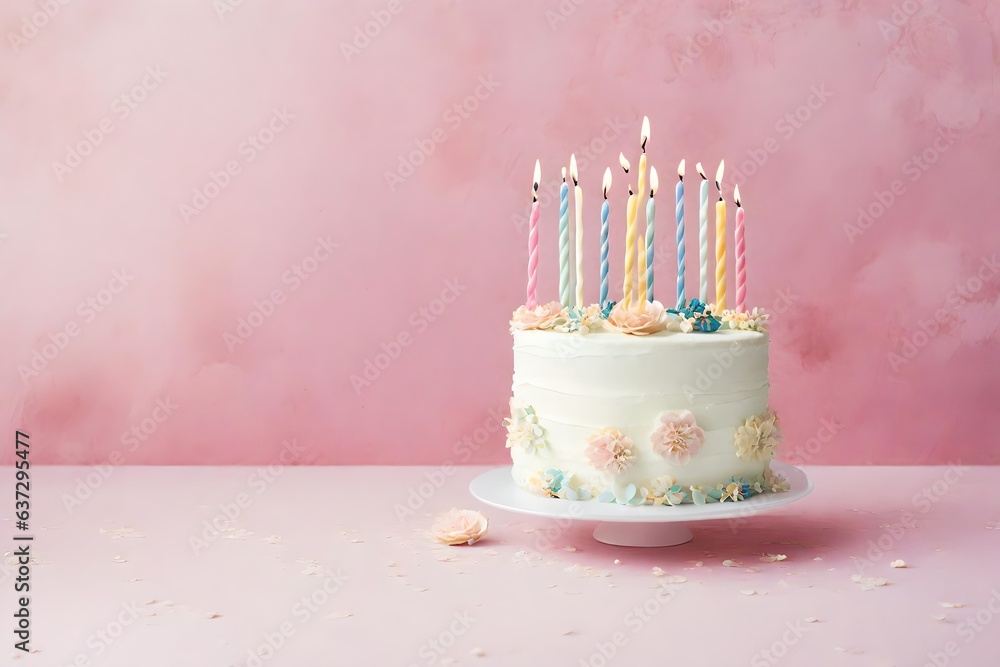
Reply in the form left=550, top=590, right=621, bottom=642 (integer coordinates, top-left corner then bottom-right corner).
left=734, top=184, right=741, bottom=207
left=677, top=159, right=685, bottom=181
left=649, top=166, right=658, bottom=196
left=696, top=162, right=707, bottom=180
left=562, top=166, right=566, bottom=182
left=569, top=153, right=578, bottom=185
left=640, top=116, right=650, bottom=152
left=619, top=152, right=630, bottom=173
left=532, top=159, right=540, bottom=200
left=602, top=167, right=612, bottom=198
left=715, top=160, right=725, bottom=191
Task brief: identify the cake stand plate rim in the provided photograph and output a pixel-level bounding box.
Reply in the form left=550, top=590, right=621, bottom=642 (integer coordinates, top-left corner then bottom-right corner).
left=468, top=462, right=812, bottom=524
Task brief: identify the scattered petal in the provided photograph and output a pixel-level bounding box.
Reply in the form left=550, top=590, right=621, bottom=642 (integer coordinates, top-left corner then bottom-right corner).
left=663, top=575, right=687, bottom=584
left=111, top=555, right=127, bottom=563
left=804, top=617, right=820, bottom=623
left=614, top=559, right=621, bottom=565
left=760, top=554, right=787, bottom=563
left=813, top=557, right=823, bottom=561
left=940, top=602, right=965, bottom=608
left=890, top=559, right=906, bottom=568
left=723, top=559, right=740, bottom=567
left=207, top=613, right=222, bottom=619
left=563, top=546, right=577, bottom=552
left=741, top=590, right=758, bottom=596
left=221, top=529, right=253, bottom=540
left=349, top=538, right=364, bottom=544
left=470, top=647, right=485, bottom=657
left=932, top=614, right=948, bottom=622
left=328, top=611, right=353, bottom=619
left=652, top=567, right=666, bottom=577
left=100, top=527, right=145, bottom=539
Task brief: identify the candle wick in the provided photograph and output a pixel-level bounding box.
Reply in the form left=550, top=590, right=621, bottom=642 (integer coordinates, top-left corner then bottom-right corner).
left=678, top=175, right=683, bottom=183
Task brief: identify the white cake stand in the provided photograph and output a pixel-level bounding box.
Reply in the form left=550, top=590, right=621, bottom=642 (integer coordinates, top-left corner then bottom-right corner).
left=469, top=462, right=812, bottom=547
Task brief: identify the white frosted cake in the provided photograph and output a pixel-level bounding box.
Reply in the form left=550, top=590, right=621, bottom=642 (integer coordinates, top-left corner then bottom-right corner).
left=505, top=304, right=786, bottom=505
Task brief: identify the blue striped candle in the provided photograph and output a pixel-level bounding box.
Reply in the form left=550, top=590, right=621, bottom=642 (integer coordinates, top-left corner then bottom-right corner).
left=559, top=169, right=570, bottom=308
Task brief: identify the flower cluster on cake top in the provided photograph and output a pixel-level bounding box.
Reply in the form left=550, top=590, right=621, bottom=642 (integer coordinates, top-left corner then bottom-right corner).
left=509, top=299, right=769, bottom=336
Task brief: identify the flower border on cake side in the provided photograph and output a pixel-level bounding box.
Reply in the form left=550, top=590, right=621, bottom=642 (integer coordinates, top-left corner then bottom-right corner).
left=520, top=465, right=790, bottom=506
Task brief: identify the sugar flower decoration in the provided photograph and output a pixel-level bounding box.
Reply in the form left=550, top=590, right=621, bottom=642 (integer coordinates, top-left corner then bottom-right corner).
left=667, top=299, right=722, bottom=333
left=721, top=307, right=770, bottom=333
left=720, top=481, right=745, bottom=503
left=763, top=464, right=791, bottom=493
left=606, top=300, right=668, bottom=336
left=554, top=304, right=603, bottom=334
left=510, top=301, right=564, bottom=333
left=735, top=408, right=782, bottom=462
left=650, top=410, right=705, bottom=465
left=503, top=399, right=546, bottom=454
left=431, top=508, right=489, bottom=546
left=585, top=428, right=635, bottom=474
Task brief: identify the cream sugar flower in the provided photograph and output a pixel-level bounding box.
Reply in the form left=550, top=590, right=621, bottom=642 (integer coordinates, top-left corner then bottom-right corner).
left=431, top=508, right=489, bottom=546
left=503, top=399, right=545, bottom=454
left=721, top=307, right=770, bottom=333
left=763, top=465, right=791, bottom=493
left=607, top=300, right=668, bottom=336
left=735, top=408, right=782, bottom=462
left=510, top=301, right=564, bottom=332
left=650, top=410, right=705, bottom=465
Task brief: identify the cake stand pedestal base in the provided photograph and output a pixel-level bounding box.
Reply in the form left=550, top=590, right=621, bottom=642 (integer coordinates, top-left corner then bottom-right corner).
left=592, top=521, right=693, bottom=547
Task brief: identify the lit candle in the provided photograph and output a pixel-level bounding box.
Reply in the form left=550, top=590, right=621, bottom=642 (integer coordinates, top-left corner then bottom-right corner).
left=645, top=166, right=658, bottom=303
left=600, top=167, right=612, bottom=306
left=559, top=167, right=570, bottom=308
left=570, top=154, right=584, bottom=309
left=526, top=159, right=541, bottom=308
left=715, top=160, right=726, bottom=311
left=676, top=159, right=686, bottom=309
left=636, top=116, right=649, bottom=238
left=696, top=162, right=709, bottom=303
left=620, top=153, right=636, bottom=307
left=735, top=184, right=746, bottom=312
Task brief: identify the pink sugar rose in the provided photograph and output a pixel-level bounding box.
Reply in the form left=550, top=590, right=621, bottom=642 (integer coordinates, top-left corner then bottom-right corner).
left=510, top=301, right=565, bottom=332
left=585, top=428, right=635, bottom=474
left=650, top=410, right=705, bottom=465
left=606, top=300, right=667, bottom=335
left=431, top=508, right=489, bottom=546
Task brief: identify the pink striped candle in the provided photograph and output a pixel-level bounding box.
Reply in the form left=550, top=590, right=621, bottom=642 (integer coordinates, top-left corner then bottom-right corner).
left=734, top=184, right=746, bottom=312
left=526, top=160, right=541, bottom=308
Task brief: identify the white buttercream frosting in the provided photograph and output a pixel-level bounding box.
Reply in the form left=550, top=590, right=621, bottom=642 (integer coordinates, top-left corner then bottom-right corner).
left=509, top=327, right=772, bottom=495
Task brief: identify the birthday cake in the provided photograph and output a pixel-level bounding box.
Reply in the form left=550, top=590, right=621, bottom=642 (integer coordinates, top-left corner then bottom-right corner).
left=505, top=118, right=788, bottom=506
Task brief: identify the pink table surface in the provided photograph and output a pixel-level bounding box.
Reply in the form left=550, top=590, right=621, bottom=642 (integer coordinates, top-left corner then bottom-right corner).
left=2, top=465, right=999, bottom=667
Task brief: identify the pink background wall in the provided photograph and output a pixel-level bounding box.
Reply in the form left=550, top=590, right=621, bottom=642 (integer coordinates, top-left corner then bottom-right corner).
left=1, top=0, right=997, bottom=466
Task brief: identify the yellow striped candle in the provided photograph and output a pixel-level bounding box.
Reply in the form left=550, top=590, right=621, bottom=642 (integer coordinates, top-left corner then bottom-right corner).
left=620, top=153, right=635, bottom=306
